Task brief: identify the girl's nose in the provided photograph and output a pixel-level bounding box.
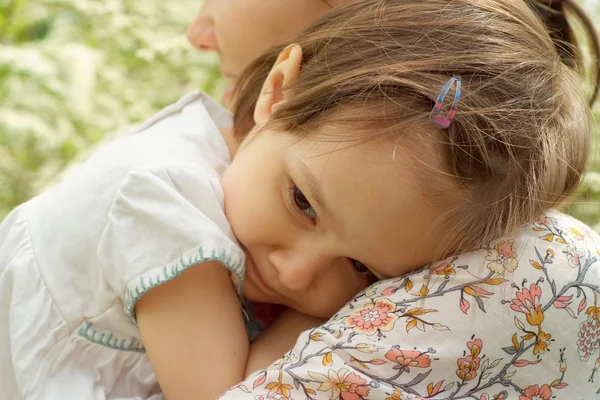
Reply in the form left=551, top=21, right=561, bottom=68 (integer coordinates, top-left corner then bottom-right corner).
left=268, top=248, right=336, bottom=292
left=186, top=14, right=219, bottom=52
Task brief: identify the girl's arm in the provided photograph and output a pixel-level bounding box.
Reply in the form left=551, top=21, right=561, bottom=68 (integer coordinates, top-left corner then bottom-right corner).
left=245, top=308, right=325, bottom=377
left=136, top=261, right=248, bottom=400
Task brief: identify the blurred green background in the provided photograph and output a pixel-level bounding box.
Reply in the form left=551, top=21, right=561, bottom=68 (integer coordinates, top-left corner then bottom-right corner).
left=1, top=0, right=599, bottom=231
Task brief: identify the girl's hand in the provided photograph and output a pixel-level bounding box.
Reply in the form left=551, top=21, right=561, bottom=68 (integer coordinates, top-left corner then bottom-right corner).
left=245, top=308, right=325, bottom=377
left=136, top=261, right=248, bottom=400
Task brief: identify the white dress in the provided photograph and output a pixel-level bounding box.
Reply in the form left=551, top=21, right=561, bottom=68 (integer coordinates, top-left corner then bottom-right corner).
left=0, top=92, right=245, bottom=400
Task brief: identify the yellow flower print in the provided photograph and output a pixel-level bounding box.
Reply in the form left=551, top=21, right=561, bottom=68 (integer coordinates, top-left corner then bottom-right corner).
left=308, top=368, right=370, bottom=400
left=456, top=339, right=483, bottom=381
left=568, top=226, right=586, bottom=241
left=486, top=240, right=519, bottom=274
left=264, top=372, right=293, bottom=400
left=430, top=262, right=455, bottom=276
left=386, top=389, right=403, bottom=400
left=533, top=331, right=552, bottom=355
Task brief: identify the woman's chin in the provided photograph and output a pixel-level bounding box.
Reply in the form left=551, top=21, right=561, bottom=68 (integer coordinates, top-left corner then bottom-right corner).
left=222, top=87, right=234, bottom=106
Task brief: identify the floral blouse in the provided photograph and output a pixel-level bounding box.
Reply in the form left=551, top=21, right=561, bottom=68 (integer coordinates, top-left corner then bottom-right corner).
left=218, top=210, right=600, bottom=400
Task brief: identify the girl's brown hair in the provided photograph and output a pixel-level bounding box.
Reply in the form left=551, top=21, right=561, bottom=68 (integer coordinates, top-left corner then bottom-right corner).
left=232, top=0, right=593, bottom=256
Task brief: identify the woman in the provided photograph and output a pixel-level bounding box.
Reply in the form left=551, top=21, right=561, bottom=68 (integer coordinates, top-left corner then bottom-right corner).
left=187, top=0, right=598, bottom=105
left=187, top=0, right=345, bottom=106
left=185, top=1, right=600, bottom=399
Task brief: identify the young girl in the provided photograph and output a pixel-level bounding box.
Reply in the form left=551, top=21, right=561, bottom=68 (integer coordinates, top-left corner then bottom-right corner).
left=0, top=1, right=593, bottom=400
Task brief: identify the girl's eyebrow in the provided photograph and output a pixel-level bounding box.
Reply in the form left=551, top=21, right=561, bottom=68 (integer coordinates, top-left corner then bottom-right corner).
left=298, top=160, right=331, bottom=218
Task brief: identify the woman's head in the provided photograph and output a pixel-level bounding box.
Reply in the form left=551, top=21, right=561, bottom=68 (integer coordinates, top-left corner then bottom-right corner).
left=188, top=0, right=598, bottom=106
left=187, top=0, right=347, bottom=103
left=527, top=0, right=599, bottom=103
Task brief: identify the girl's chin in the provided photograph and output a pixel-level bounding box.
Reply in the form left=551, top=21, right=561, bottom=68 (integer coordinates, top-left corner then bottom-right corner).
left=241, top=283, right=271, bottom=304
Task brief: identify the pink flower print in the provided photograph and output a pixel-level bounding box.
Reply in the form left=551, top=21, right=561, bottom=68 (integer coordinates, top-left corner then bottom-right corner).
left=267, top=396, right=287, bottom=400
left=345, top=299, right=399, bottom=335
left=456, top=355, right=481, bottom=381
left=467, top=338, right=483, bottom=358
left=430, top=262, right=455, bottom=276
left=254, top=394, right=287, bottom=400
left=553, top=295, right=572, bottom=309
left=534, top=216, right=553, bottom=228
left=486, top=240, right=519, bottom=274
left=254, top=396, right=279, bottom=400
left=308, top=368, right=370, bottom=400
left=479, top=392, right=508, bottom=400
left=510, top=283, right=545, bottom=327
left=519, top=384, right=552, bottom=400
left=456, top=338, right=483, bottom=381
left=577, top=308, right=600, bottom=361
left=343, top=372, right=370, bottom=400
left=565, top=244, right=585, bottom=269
left=385, top=348, right=432, bottom=371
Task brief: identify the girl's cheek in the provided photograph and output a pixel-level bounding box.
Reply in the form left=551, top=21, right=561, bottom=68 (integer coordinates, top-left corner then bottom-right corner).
left=226, top=184, right=273, bottom=246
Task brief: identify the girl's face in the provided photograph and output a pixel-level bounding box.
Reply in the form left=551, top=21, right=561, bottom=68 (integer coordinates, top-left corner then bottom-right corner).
left=221, top=44, right=450, bottom=318
left=222, top=127, right=447, bottom=318
left=187, top=0, right=340, bottom=104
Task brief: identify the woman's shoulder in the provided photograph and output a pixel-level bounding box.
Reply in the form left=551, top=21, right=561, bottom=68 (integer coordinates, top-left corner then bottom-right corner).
left=219, top=211, right=600, bottom=399
left=334, top=211, right=599, bottom=397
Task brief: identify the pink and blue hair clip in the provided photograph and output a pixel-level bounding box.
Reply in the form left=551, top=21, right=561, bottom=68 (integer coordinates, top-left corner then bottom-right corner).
left=429, top=75, right=462, bottom=129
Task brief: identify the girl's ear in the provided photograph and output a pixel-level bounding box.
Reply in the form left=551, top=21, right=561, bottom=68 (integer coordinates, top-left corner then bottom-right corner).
left=253, top=44, right=303, bottom=126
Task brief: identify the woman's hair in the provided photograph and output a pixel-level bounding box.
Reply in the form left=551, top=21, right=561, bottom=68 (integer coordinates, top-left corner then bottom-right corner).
left=528, top=0, right=599, bottom=102
left=232, top=0, right=594, bottom=256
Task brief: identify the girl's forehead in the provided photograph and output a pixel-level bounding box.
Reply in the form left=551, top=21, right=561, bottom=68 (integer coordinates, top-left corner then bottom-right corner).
left=290, top=138, right=417, bottom=211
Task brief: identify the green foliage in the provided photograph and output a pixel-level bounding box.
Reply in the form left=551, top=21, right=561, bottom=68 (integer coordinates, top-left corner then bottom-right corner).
left=566, top=143, right=600, bottom=232
left=0, top=0, right=226, bottom=215
left=0, top=0, right=599, bottom=232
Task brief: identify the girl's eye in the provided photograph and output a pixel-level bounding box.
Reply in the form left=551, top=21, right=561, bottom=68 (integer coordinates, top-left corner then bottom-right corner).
left=351, top=259, right=378, bottom=282
left=351, top=259, right=370, bottom=274
left=292, top=185, right=317, bottom=220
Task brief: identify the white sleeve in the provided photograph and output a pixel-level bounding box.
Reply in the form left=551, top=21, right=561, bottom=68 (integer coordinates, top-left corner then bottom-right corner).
left=97, top=165, right=245, bottom=321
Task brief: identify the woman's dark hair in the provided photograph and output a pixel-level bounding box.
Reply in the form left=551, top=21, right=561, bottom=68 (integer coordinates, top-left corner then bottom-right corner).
left=529, top=0, right=600, bottom=104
